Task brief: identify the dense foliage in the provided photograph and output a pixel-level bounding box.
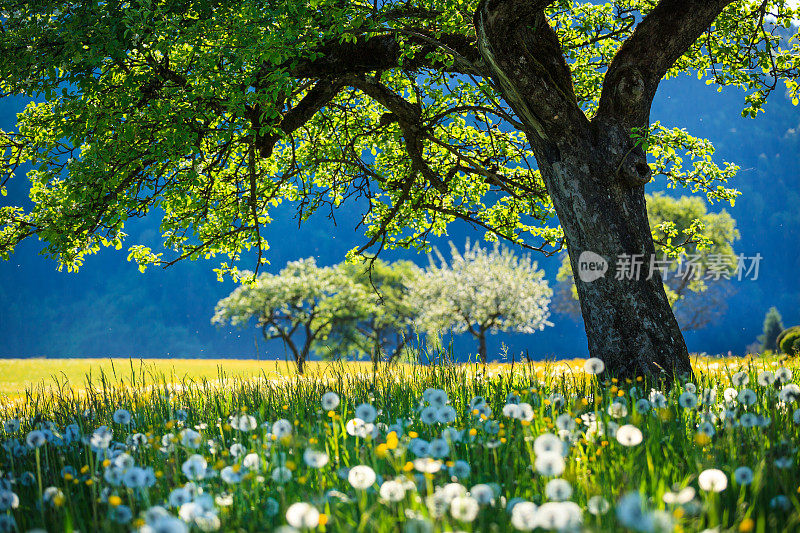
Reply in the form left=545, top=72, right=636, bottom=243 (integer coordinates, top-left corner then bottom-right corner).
left=0, top=356, right=799, bottom=531
left=759, top=307, right=785, bottom=353
left=2, top=0, right=795, bottom=276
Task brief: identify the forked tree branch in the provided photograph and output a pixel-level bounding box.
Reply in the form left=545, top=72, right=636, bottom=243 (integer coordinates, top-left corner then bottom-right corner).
left=596, top=0, right=737, bottom=129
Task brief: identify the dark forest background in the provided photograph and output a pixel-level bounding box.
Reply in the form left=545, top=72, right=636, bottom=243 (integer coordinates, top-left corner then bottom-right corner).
left=1, top=76, right=798, bottom=361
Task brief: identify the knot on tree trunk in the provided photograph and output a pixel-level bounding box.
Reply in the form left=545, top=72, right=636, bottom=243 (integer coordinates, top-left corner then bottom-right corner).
left=613, top=67, right=645, bottom=111
left=617, top=146, right=652, bottom=188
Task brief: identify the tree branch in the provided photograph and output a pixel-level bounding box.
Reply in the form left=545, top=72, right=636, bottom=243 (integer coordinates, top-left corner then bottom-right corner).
left=272, top=33, right=480, bottom=79
left=473, top=0, right=586, bottom=144
left=596, top=0, right=736, bottom=129
left=249, top=79, right=345, bottom=158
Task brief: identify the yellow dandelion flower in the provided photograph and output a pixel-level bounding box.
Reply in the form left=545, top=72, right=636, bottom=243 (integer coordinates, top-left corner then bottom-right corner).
left=739, top=518, right=754, bottom=532
left=376, top=444, right=388, bottom=458
left=108, top=495, right=122, bottom=507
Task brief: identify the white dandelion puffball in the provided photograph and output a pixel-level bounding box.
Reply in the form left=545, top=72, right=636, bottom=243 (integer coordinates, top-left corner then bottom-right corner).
left=181, top=455, right=207, bottom=481
left=379, top=480, right=406, bottom=502
left=355, top=403, right=377, bottom=423
left=348, top=465, right=376, bottom=490
left=775, top=367, right=793, bottom=383
left=608, top=400, right=628, bottom=419
left=535, top=501, right=582, bottom=530
left=230, top=414, right=257, bottom=432
left=737, top=388, right=757, bottom=406
left=413, top=458, right=443, bottom=474
left=510, top=501, right=538, bottom=530
left=272, top=419, right=293, bottom=438
left=470, top=484, right=495, bottom=505
left=449, top=460, right=471, bottom=479
left=533, top=433, right=565, bottom=456
left=635, top=399, right=651, bottom=413
left=662, top=487, right=695, bottom=505
left=616, top=492, right=650, bottom=531
left=731, top=371, right=749, bottom=387
left=698, top=469, right=727, bottom=492
left=733, top=466, right=753, bottom=485
left=303, top=448, right=329, bottom=469
left=757, top=370, right=776, bottom=386
left=587, top=495, right=610, bottom=515
left=26, top=430, right=46, bottom=449
left=271, top=466, right=292, bottom=484
left=678, top=392, right=698, bottom=409
left=321, top=392, right=340, bottom=410
left=420, top=406, right=438, bottom=425
left=436, top=406, right=457, bottom=424
left=544, top=478, right=572, bottom=501
left=113, top=409, right=132, bottom=425
left=779, top=384, right=800, bottom=403
left=616, top=425, right=643, bottom=446
left=450, top=495, right=480, bottom=522
left=584, top=357, right=605, bottom=375
left=180, top=429, right=202, bottom=449
left=285, top=502, right=320, bottom=529
left=534, top=452, right=565, bottom=477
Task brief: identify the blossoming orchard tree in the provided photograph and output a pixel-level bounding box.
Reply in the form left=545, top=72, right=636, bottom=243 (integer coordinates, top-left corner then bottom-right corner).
left=212, top=258, right=369, bottom=373
left=411, top=241, right=552, bottom=363
left=1, top=0, right=798, bottom=379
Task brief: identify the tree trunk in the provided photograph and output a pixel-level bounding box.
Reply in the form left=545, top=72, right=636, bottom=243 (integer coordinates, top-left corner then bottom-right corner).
left=474, top=2, right=694, bottom=382
left=535, top=124, right=693, bottom=382
left=478, top=330, right=487, bottom=365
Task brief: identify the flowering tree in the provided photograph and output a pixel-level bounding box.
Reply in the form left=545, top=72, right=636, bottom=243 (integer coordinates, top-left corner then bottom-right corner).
left=412, top=241, right=552, bottom=363
left=212, top=258, right=369, bottom=374
left=329, top=259, right=422, bottom=366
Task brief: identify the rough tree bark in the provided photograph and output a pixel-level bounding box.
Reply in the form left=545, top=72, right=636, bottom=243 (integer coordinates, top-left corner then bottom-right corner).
left=474, top=0, right=735, bottom=381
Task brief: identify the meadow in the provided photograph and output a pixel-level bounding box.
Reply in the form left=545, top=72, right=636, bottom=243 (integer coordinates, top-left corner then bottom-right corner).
left=0, top=355, right=799, bottom=532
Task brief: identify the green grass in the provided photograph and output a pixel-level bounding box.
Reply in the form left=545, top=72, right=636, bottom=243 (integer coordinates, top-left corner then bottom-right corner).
left=0, top=355, right=798, bottom=532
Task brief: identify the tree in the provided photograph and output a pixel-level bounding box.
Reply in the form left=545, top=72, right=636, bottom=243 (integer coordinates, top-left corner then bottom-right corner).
left=2, top=0, right=798, bottom=379
left=554, top=193, right=740, bottom=331
left=757, top=307, right=784, bottom=353
left=212, top=258, right=368, bottom=373
left=411, top=241, right=551, bottom=363
left=327, top=259, right=421, bottom=367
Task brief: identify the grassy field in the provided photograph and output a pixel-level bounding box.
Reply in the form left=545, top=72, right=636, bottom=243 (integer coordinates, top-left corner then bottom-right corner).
left=0, top=358, right=382, bottom=399
left=0, top=355, right=799, bottom=532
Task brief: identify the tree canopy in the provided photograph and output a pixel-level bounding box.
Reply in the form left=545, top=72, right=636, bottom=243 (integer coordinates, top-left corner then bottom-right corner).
left=1, top=0, right=796, bottom=278
left=411, top=240, right=552, bottom=362
left=212, top=257, right=420, bottom=371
